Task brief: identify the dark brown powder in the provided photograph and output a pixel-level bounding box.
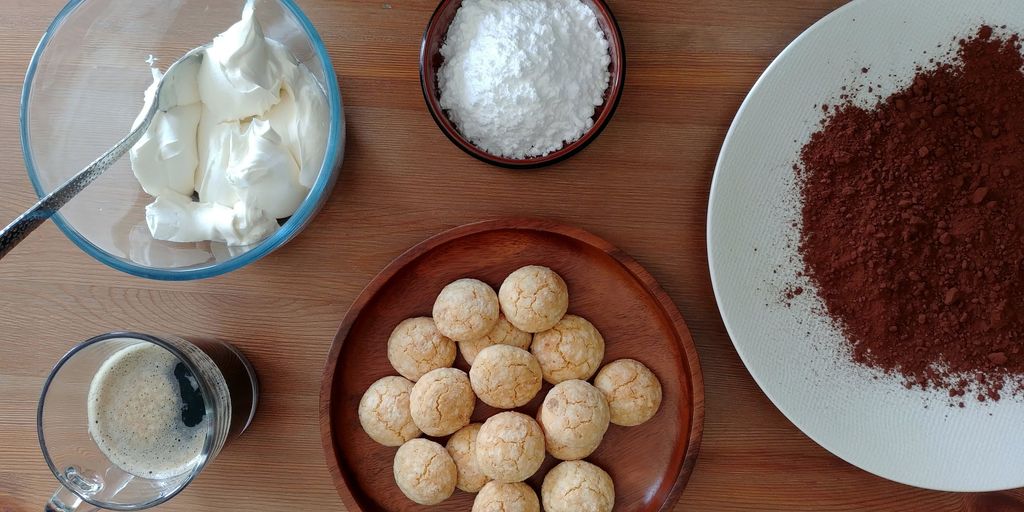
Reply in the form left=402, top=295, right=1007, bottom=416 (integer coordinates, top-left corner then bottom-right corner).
left=798, top=26, right=1024, bottom=402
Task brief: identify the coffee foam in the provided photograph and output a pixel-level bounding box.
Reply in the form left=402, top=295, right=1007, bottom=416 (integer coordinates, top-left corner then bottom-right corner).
left=87, top=343, right=208, bottom=479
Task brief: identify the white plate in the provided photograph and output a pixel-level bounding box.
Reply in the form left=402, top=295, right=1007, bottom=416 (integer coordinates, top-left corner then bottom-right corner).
left=708, top=0, right=1024, bottom=492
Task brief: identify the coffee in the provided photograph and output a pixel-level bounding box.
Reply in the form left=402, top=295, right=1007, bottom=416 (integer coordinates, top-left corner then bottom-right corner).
left=87, top=344, right=208, bottom=479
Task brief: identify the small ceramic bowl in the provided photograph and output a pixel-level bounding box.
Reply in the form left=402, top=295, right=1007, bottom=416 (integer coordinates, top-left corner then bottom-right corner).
left=419, top=0, right=626, bottom=169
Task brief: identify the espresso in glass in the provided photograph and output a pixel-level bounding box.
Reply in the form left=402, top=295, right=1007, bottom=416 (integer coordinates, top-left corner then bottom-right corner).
left=39, top=332, right=258, bottom=511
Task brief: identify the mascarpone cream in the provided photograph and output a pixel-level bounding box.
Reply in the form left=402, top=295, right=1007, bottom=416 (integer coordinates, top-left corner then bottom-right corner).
left=130, top=0, right=329, bottom=246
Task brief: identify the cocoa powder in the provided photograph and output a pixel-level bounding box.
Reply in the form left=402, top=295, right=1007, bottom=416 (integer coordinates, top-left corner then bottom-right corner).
left=798, top=26, right=1024, bottom=403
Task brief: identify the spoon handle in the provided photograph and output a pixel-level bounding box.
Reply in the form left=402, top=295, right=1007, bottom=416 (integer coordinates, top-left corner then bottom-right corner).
left=0, top=124, right=149, bottom=260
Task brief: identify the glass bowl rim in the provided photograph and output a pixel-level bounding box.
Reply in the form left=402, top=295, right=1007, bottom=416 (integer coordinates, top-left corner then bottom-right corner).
left=20, top=0, right=344, bottom=281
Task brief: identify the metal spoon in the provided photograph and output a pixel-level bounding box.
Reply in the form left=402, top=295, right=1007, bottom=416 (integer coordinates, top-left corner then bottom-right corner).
left=0, top=46, right=206, bottom=260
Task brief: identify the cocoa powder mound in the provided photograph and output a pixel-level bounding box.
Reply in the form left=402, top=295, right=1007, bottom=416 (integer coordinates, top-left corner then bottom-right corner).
left=798, top=26, right=1024, bottom=403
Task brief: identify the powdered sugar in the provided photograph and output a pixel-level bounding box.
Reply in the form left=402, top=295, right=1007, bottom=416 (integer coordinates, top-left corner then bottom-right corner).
left=437, top=0, right=611, bottom=159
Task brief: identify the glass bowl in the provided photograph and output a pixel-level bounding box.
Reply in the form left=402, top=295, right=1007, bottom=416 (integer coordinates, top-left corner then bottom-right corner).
left=21, top=0, right=344, bottom=280
left=419, top=0, right=625, bottom=169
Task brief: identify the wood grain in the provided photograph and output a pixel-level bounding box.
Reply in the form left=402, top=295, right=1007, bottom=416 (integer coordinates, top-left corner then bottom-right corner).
left=320, top=218, right=703, bottom=511
left=1, top=0, right=1023, bottom=511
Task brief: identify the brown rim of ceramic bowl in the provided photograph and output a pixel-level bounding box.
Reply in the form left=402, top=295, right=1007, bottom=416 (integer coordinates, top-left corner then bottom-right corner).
left=418, top=0, right=626, bottom=170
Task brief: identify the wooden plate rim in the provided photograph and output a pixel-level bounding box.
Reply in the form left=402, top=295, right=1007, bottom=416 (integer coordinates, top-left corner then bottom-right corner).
left=319, top=218, right=705, bottom=511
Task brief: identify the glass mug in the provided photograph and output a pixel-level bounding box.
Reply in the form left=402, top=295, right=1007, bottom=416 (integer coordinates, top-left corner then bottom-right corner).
left=38, top=332, right=259, bottom=511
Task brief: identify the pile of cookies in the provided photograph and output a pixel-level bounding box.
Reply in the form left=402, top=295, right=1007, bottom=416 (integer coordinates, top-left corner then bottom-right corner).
left=358, top=265, right=663, bottom=511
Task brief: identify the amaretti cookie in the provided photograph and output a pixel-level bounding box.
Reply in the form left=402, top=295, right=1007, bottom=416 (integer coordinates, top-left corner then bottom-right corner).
left=459, top=314, right=532, bottom=365
left=410, top=367, right=475, bottom=436
left=387, top=317, right=456, bottom=381
left=433, top=278, right=501, bottom=342
left=446, top=423, right=490, bottom=493
left=531, top=315, right=605, bottom=384
left=541, top=460, right=615, bottom=512
left=357, top=376, right=420, bottom=446
left=393, top=438, right=457, bottom=505
left=498, top=265, right=569, bottom=333
left=537, top=379, right=610, bottom=460
left=469, top=345, right=543, bottom=409
left=594, top=358, right=663, bottom=426
left=475, top=412, right=545, bottom=483
left=472, top=481, right=541, bottom=512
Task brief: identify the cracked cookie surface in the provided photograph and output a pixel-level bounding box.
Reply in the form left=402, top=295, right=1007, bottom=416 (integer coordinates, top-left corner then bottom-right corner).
left=594, top=358, right=663, bottom=426
left=410, top=367, right=475, bottom=436
left=459, top=314, right=533, bottom=365
left=541, top=460, right=615, bottom=512
left=433, top=279, right=501, bottom=342
left=393, top=438, right=457, bottom=505
left=470, top=344, right=543, bottom=409
left=357, top=376, right=421, bottom=447
left=498, top=266, right=569, bottom=333
left=531, top=315, right=605, bottom=384
left=475, top=411, right=545, bottom=483
left=537, top=379, right=610, bottom=460
left=472, top=481, right=541, bottom=512
left=446, top=423, right=490, bottom=493
left=387, top=317, right=456, bottom=381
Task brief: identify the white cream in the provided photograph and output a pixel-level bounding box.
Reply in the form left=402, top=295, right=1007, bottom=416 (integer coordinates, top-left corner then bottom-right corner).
left=145, top=193, right=279, bottom=247
left=195, top=107, right=242, bottom=208
left=268, top=68, right=329, bottom=188
left=227, top=119, right=307, bottom=219
left=197, top=1, right=287, bottom=123
left=130, top=68, right=202, bottom=198
left=130, top=0, right=330, bottom=246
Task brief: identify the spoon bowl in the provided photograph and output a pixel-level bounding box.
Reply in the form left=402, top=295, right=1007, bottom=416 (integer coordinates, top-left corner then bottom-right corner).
left=153, top=46, right=206, bottom=112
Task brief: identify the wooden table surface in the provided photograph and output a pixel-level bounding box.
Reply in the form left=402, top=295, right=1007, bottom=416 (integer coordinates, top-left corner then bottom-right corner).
left=1, top=0, right=1021, bottom=510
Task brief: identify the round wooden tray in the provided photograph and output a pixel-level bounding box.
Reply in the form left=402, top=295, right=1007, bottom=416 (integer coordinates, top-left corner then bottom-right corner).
left=320, top=218, right=704, bottom=511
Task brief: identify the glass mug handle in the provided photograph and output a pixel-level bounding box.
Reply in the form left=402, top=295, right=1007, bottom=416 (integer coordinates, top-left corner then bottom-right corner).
left=46, top=487, right=95, bottom=512
left=45, top=466, right=106, bottom=512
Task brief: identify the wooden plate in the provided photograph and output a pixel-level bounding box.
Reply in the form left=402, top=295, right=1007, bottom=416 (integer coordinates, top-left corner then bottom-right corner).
left=320, top=218, right=704, bottom=511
